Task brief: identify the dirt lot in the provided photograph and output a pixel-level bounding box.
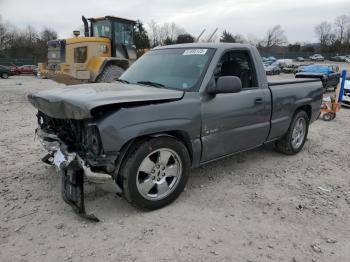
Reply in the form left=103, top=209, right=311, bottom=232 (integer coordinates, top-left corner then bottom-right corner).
left=0, top=74, right=350, bottom=262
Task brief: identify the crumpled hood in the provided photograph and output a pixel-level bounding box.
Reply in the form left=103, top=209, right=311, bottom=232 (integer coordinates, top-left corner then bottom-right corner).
left=28, top=82, right=184, bottom=119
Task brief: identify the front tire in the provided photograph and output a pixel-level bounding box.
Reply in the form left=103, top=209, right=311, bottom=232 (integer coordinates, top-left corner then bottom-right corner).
left=120, top=137, right=191, bottom=210
left=96, top=65, right=125, bottom=83
left=275, top=110, right=309, bottom=155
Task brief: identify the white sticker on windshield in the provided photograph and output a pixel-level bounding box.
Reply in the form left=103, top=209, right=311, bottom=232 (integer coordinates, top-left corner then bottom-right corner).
left=183, top=49, right=207, bottom=56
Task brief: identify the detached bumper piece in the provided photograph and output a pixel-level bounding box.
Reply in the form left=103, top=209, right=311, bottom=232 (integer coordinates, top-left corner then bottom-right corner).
left=53, top=148, right=100, bottom=222
left=61, top=169, right=99, bottom=222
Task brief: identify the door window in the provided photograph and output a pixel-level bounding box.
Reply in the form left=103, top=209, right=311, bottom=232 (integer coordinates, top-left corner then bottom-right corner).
left=214, top=51, right=257, bottom=89
left=114, top=22, right=134, bottom=45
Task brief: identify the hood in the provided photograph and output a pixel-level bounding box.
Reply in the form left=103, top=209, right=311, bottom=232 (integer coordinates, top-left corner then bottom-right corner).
left=28, top=82, right=184, bottom=119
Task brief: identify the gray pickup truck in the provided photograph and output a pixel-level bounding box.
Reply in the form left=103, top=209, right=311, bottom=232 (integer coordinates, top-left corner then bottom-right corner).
left=28, top=43, right=322, bottom=220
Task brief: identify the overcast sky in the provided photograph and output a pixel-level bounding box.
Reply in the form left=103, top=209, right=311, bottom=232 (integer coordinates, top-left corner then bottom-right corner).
left=1, top=0, right=349, bottom=43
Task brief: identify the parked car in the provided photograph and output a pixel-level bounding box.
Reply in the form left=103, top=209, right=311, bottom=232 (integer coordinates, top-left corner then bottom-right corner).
left=13, top=65, right=37, bottom=75
left=296, top=57, right=305, bottom=62
left=262, top=56, right=277, bottom=66
left=341, top=76, right=350, bottom=107
left=330, top=56, right=347, bottom=62
left=264, top=63, right=281, bottom=75
left=282, top=64, right=299, bottom=74
left=28, top=43, right=323, bottom=218
left=0, top=65, right=14, bottom=79
left=309, top=54, right=324, bottom=62
left=295, top=64, right=340, bottom=92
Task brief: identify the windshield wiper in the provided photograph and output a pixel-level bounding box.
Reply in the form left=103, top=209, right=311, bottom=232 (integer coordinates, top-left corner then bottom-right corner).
left=137, top=81, right=165, bottom=88
left=116, top=79, right=130, bottom=84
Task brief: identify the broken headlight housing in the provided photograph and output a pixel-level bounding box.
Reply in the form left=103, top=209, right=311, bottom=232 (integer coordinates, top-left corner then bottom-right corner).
left=86, top=125, right=102, bottom=155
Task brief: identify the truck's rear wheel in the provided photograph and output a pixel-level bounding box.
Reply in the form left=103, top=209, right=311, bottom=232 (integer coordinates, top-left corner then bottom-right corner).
left=275, top=110, right=309, bottom=155
left=120, top=137, right=190, bottom=210
left=96, top=65, right=124, bottom=83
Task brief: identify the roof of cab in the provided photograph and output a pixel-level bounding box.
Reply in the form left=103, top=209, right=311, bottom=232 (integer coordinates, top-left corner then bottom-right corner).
left=153, top=42, right=254, bottom=51
left=89, top=16, right=136, bottom=24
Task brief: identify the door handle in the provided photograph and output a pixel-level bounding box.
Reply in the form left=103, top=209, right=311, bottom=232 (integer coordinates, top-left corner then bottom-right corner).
left=255, top=97, right=264, bottom=104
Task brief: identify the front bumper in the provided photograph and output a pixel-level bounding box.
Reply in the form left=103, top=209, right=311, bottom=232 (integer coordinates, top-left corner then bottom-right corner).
left=36, top=128, right=118, bottom=221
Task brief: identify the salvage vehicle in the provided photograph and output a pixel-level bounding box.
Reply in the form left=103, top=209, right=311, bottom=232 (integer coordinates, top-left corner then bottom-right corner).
left=0, top=65, right=14, bottom=79
left=28, top=43, right=323, bottom=220
left=295, top=64, right=340, bottom=92
left=341, top=76, right=350, bottom=107
left=12, top=65, right=37, bottom=75
left=309, top=54, right=324, bottom=62
left=330, top=55, right=347, bottom=62
left=264, top=63, right=281, bottom=75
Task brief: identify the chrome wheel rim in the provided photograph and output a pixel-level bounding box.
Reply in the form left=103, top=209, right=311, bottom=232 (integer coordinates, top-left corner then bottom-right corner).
left=291, top=118, right=306, bottom=149
left=136, top=148, right=182, bottom=201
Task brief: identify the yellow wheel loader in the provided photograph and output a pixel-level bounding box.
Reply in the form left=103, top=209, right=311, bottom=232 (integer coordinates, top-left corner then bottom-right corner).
left=38, top=16, right=138, bottom=84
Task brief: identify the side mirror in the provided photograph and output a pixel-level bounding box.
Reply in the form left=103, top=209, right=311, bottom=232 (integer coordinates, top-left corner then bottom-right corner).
left=208, top=76, right=242, bottom=94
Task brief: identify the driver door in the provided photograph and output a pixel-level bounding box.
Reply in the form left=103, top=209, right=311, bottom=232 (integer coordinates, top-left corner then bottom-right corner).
left=200, top=50, right=271, bottom=162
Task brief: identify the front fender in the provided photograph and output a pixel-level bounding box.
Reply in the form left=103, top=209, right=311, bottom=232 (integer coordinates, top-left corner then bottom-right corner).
left=95, top=93, right=201, bottom=153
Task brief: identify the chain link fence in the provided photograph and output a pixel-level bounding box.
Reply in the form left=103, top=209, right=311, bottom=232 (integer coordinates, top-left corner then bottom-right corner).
left=0, top=58, right=41, bottom=66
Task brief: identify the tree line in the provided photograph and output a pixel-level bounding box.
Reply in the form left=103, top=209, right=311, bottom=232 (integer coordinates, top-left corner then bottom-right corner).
left=0, top=15, right=58, bottom=61
left=219, top=15, right=350, bottom=54
left=1, top=14, right=349, bottom=62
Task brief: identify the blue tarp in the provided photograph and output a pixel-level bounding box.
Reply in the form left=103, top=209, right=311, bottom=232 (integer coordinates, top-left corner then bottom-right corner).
left=300, top=65, right=333, bottom=75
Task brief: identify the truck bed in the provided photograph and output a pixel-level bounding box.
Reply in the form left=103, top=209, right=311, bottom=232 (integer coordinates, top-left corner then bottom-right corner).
left=267, top=78, right=323, bottom=141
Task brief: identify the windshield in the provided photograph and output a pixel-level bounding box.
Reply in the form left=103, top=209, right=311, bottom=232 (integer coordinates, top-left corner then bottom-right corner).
left=92, top=20, right=112, bottom=38
left=120, top=48, right=214, bottom=91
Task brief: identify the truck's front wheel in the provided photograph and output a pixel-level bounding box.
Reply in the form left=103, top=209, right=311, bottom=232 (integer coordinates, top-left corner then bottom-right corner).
left=120, top=137, right=191, bottom=210
left=96, top=65, right=124, bottom=83
left=275, top=110, right=309, bottom=155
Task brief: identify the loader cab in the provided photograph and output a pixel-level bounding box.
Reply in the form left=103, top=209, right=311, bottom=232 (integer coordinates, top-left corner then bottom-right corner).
left=88, top=16, right=137, bottom=61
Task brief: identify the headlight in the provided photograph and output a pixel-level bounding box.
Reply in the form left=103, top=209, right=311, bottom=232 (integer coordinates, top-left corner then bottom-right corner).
left=87, top=125, right=102, bottom=155
left=99, top=44, right=108, bottom=53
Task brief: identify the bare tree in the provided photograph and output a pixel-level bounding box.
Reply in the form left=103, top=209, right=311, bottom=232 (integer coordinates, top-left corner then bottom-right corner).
left=334, top=15, right=350, bottom=43
left=148, top=20, right=160, bottom=47
left=346, top=26, right=350, bottom=44
left=40, top=28, right=58, bottom=43
left=147, top=20, right=186, bottom=46
left=314, top=21, right=332, bottom=47
left=246, top=34, right=260, bottom=46
left=0, top=15, right=8, bottom=53
left=263, top=25, right=287, bottom=49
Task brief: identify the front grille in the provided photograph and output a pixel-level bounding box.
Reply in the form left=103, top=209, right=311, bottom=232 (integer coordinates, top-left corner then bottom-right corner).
left=47, top=39, right=65, bottom=69
left=37, top=112, right=84, bottom=152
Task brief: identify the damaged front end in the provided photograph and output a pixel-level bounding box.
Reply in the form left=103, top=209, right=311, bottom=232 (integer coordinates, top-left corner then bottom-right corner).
left=36, top=111, right=119, bottom=221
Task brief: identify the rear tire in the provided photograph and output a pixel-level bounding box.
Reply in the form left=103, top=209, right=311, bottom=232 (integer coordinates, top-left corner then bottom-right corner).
left=120, top=137, right=191, bottom=210
left=275, top=110, right=309, bottom=155
left=96, top=65, right=124, bottom=83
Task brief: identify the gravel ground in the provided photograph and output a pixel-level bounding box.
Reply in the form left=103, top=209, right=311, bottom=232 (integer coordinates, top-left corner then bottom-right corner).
left=0, top=75, right=350, bottom=262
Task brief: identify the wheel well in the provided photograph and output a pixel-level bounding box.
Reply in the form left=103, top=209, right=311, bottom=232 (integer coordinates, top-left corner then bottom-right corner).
left=295, top=105, right=312, bottom=120
left=114, top=131, right=193, bottom=190
left=103, top=59, right=129, bottom=71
